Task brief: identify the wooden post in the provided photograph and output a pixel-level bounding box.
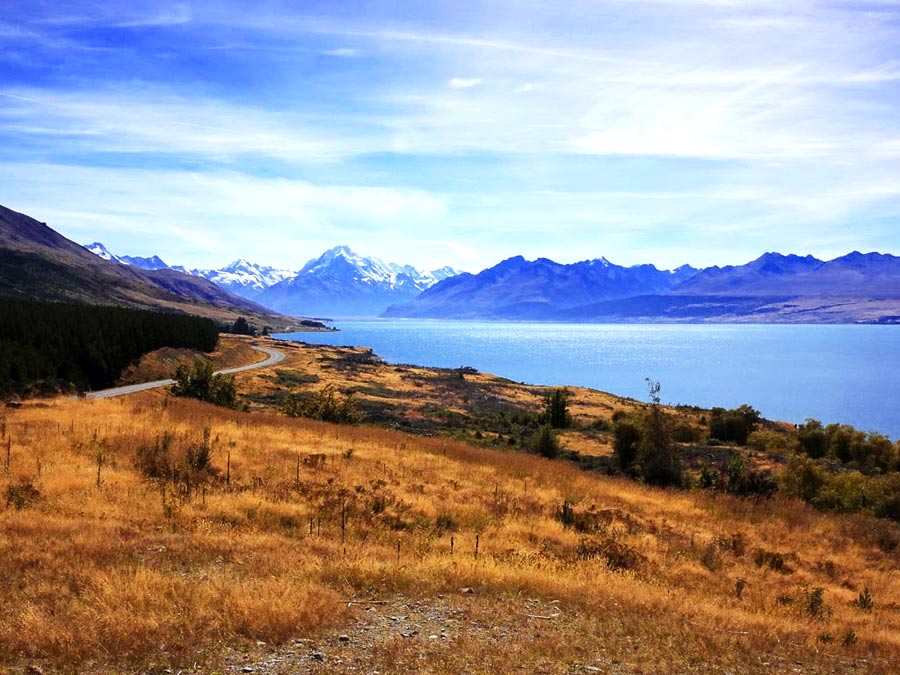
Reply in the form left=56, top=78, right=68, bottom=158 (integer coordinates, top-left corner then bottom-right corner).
left=96, top=450, right=102, bottom=488
left=450, top=536, right=455, bottom=556
left=296, top=453, right=301, bottom=483
left=341, top=498, right=346, bottom=544
left=475, top=533, right=480, bottom=560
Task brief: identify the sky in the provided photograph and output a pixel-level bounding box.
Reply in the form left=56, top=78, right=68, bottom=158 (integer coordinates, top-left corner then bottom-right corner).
left=1, top=0, right=900, bottom=273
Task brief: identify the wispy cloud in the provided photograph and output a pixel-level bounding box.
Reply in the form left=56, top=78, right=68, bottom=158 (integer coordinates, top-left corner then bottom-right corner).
left=0, top=0, right=898, bottom=270
left=322, top=47, right=360, bottom=57
left=448, top=77, right=482, bottom=89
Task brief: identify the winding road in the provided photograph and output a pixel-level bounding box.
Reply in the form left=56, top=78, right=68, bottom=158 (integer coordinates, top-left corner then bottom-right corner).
left=85, top=345, right=286, bottom=399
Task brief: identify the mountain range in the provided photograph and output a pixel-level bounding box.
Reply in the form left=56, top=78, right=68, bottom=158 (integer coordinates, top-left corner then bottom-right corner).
left=387, top=252, right=900, bottom=323
left=85, top=242, right=459, bottom=318
left=384, top=255, right=699, bottom=319
left=7, top=202, right=900, bottom=324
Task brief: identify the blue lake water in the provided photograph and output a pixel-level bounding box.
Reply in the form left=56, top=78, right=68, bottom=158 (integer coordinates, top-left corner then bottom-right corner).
left=275, top=321, right=900, bottom=439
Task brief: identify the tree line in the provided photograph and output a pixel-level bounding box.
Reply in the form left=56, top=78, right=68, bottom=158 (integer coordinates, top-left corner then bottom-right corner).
left=0, top=299, right=218, bottom=395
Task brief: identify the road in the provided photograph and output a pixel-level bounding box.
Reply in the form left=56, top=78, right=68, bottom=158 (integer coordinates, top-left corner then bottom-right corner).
left=85, top=344, right=286, bottom=399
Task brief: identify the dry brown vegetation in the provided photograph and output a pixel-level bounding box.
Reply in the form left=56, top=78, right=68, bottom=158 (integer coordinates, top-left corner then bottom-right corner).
left=118, top=336, right=266, bottom=385
left=1, top=338, right=899, bottom=674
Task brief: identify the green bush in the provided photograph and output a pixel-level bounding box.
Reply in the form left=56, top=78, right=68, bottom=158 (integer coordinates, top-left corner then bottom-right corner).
left=529, top=423, right=560, bottom=459
left=280, top=384, right=361, bottom=424
left=797, top=419, right=828, bottom=459
left=613, top=419, right=641, bottom=472
left=171, top=360, right=238, bottom=408
left=708, top=405, right=760, bottom=445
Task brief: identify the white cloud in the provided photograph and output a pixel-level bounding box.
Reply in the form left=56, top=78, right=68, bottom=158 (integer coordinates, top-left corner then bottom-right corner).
left=0, top=163, right=448, bottom=269
left=0, top=88, right=363, bottom=162
left=448, top=77, right=482, bottom=89
left=322, top=47, right=360, bottom=57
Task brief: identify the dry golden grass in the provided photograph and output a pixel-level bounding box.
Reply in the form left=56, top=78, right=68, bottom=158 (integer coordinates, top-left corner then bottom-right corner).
left=118, top=335, right=265, bottom=384
left=0, top=341, right=898, bottom=672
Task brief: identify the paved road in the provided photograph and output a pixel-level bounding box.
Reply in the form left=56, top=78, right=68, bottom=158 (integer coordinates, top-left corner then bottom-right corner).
left=85, top=344, right=285, bottom=399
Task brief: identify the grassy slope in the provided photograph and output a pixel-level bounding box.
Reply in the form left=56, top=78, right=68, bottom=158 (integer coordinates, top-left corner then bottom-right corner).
left=0, top=338, right=898, bottom=673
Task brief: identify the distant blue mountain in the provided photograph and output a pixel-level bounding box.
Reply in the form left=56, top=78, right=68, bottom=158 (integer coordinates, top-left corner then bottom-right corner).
left=384, top=255, right=698, bottom=319
left=385, top=251, right=900, bottom=323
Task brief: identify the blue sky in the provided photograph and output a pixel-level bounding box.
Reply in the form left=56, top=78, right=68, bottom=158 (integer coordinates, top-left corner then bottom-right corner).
left=1, top=0, right=899, bottom=272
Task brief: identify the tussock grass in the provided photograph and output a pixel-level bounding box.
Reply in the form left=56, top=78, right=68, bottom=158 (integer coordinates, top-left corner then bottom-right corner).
left=0, top=385, right=898, bottom=672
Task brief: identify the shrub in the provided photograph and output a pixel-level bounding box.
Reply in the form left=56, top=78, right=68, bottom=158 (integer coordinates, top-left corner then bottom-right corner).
left=5, top=479, right=40, bottom=509
left=747, top=428, right=795, bottom=455
left=781, top=456, right=826, bottom=502
left=529, top=424, right=560, bottom=459
left=797, top=419, right=828, bottom=459
left=708, top=405, right=760, bottom=445
left=671, top=420, right=701, bottom=443
left=854, top=587, right=873, bottom=612
left=613, top=419, right=641, bottom=472
left=802, top=586, right=831, bottom=620
left=171, top=360, right=238, bottom=408
left=281, top=384, right=361, bottom=424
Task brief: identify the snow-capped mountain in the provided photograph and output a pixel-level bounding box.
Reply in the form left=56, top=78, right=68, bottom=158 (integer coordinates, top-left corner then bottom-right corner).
left=84, top=242, right=169, bottom=270
left=84, top=242, right=459, bottom=314
left=257, top=246, right=461, bottom=317
left=84, top=243, right=296, bottom=300
left=192, top=260, right=297, bottom=299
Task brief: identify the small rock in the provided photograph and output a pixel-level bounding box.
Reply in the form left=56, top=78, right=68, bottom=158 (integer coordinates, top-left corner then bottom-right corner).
left=461, top=586, right=475, bottom=595
left=339, top=634, right=351, bottom=643
left=256, top=640, right=267, bottom=647
left=312, top=651, right=327, bottom=661
left=241, top=668, right=255, bottom=673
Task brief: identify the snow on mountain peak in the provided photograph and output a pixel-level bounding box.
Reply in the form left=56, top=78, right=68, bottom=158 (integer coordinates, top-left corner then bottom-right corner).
left=84, top=242, right=126, bottom=264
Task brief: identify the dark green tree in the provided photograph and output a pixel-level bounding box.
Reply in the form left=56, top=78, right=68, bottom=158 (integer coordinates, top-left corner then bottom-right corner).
left=231, top=316, right=255, bottom=336
left=540, top=388, right=572, bottom=429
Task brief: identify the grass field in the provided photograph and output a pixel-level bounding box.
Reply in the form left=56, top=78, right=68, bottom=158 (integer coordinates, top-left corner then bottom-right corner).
left=1, top=337, right=898, bottom=673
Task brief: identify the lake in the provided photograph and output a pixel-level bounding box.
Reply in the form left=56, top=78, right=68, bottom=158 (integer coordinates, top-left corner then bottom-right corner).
left=275, top=321, right=900, bottom=439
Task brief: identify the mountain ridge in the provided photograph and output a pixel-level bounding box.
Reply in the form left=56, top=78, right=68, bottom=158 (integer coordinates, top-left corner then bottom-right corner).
left=0, top=204, right=286, bottom=327
left=86, top=242, right=460, bottom=317
left=385, top=251, right=900, bottom=323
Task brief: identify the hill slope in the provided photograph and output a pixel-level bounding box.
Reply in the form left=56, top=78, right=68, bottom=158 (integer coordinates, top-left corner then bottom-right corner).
left=0, top=204, right=288, bottom=327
